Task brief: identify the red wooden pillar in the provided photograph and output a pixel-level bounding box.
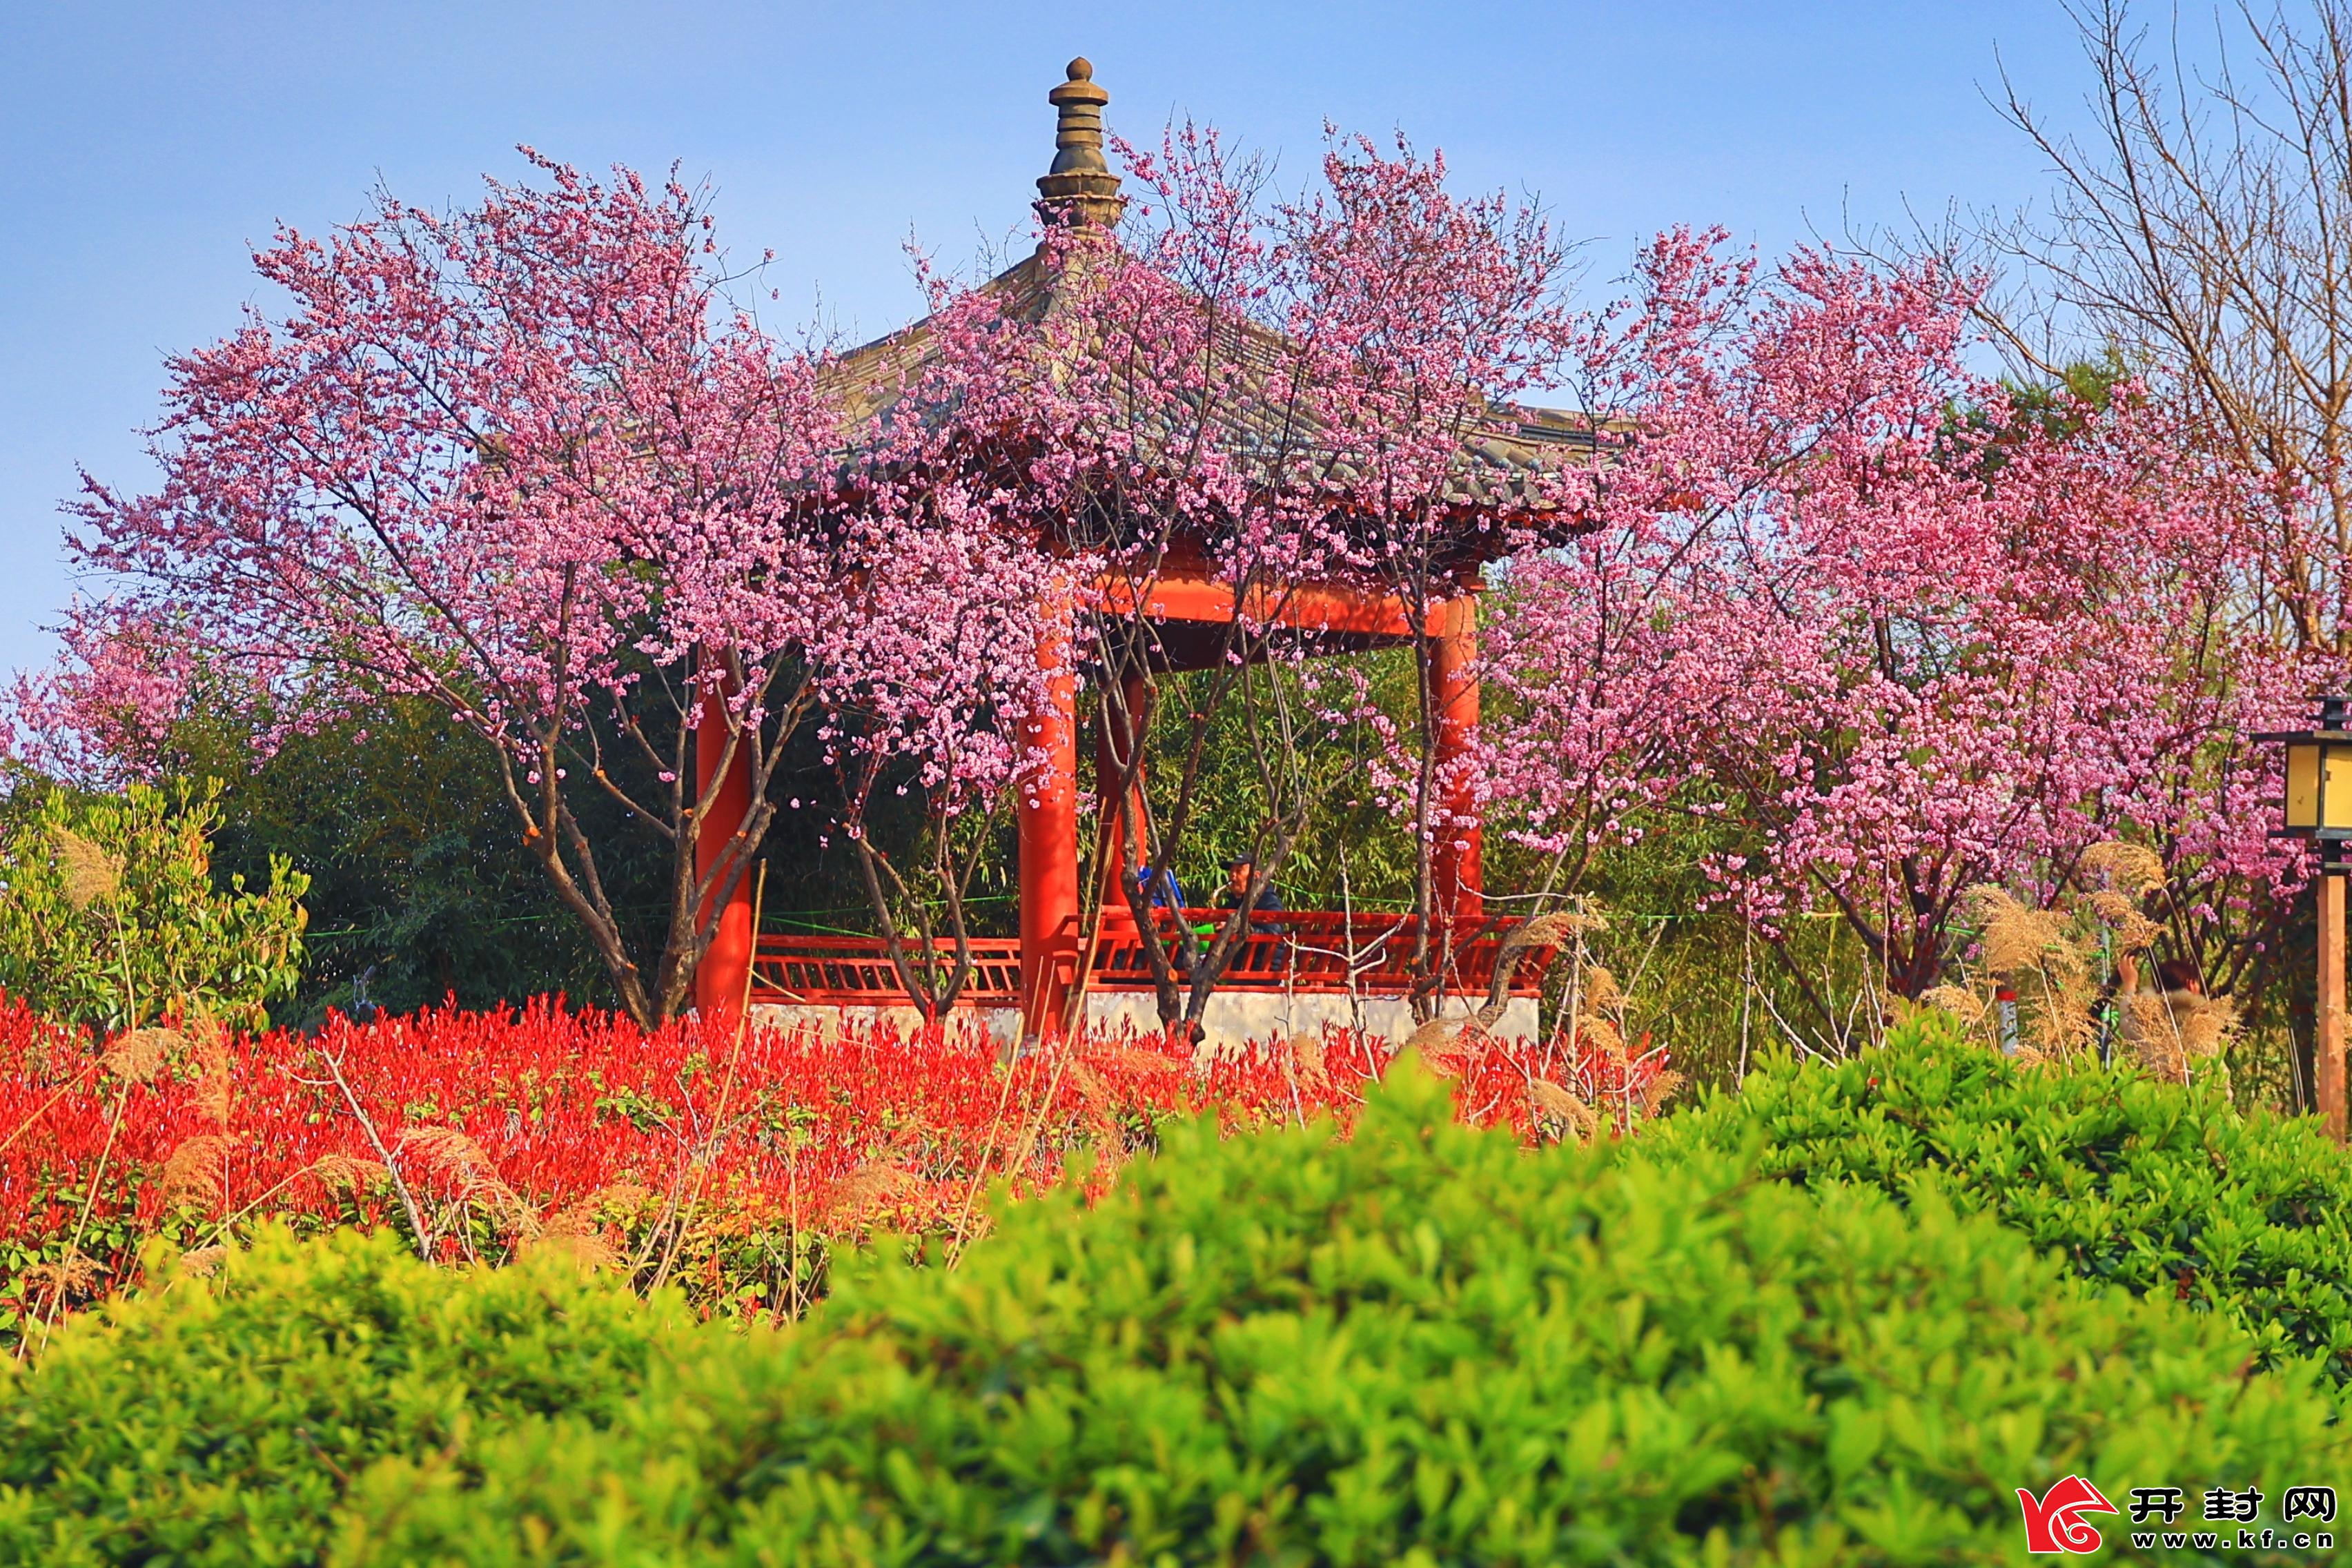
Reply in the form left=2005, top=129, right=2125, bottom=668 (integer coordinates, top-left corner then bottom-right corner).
left=1020, top=601, right=1082, bottom=1037
left=693, top=669, right=755, bottom=1028
left=1429, top=596, right=1483, bottom=921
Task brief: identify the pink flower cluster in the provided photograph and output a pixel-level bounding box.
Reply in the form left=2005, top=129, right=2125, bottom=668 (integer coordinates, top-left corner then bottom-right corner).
left=1482, top=231, right=2314, bottom=992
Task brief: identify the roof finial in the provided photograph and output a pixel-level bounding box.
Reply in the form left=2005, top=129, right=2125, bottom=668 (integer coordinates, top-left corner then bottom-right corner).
left=1035, top=57, right=1125, bottom=227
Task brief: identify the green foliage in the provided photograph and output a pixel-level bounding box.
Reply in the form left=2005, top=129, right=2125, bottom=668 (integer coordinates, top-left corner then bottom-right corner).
left=335, top=1068, right=2346, bottom=1562
left=0, top=781, right=308, bottom=1031
left=6, top=1053, right=2342, bottom=1564
left=2002, top=352, right=2131, bottom=440
left=0, top=1228, right=682, bottom=1567
left=59, top=1068, right=2326, bottom=1565
left=1492, top=793, right=1883, bottom=1090
left=180, top=696, right=636, bottom=1021
left=186, top=683, right=992, bottom=1010
left=1651, top=1012, right=2352, bottom=1386
left=1110, top=650, right=1427, bottom=913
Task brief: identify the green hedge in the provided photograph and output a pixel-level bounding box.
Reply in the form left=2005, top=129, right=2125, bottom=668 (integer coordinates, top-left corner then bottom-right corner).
left=1649, top=1015, right=2352, bottom=1385
left=337, top=1066, right=2349, bottom=1563
left=0, top=1231, right=684, bottom=1567
left=3, top=1055, right=2346, bottom=1565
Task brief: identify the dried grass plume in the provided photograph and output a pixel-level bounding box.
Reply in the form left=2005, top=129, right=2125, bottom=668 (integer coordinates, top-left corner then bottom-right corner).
left=101, top=1027, right=184, bottom=1084
left=52, top=828, right=120, bottom=911
left=398, top=1125, right=531, bottom=1231
left=159, top=1133, right=232, bottom=1206
left=2079, top=841, right=2166, bottom=896
left=1966, top=887, right=2070, bottom=975
left=1527, top=1079, right=1598, bottom=1141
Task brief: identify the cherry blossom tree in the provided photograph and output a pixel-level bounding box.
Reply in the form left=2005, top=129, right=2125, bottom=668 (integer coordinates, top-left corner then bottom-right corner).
left=6, top=607, right=197, bottom=792
left=55, top=156, right=861, bottom=1027
left=1485, top=230, right=2313, bottom=1011
left=1275, top=135, right=1579, bottom=1012
left=847, top=130, right=1340, bottom=1030
left=819, top=462, right=1062, bottom=1015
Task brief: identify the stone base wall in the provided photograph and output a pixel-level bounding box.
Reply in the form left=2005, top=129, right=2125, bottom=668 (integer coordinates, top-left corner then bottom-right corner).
left=749, top=992, right=1540, bottom=1050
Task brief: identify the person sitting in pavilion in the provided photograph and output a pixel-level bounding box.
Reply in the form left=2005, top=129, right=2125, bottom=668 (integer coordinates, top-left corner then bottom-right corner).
left=1215, top=854, right=1286, bottom=930
left=1129, top=862, right=1186, bottom=912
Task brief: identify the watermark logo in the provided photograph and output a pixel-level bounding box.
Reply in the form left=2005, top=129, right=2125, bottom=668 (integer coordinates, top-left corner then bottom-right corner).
left=2017, top=1475, right=2119, bottom=1554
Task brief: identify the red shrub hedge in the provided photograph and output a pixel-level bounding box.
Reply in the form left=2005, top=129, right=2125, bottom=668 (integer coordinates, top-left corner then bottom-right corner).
left=0, top=997, right=1666, bottom=1340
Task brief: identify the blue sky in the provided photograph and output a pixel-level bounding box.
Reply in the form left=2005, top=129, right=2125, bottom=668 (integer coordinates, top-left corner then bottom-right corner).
left=0, top=1, right=2095, bottom=680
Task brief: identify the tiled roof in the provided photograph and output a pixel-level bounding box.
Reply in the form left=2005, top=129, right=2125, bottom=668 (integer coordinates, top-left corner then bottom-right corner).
left=814, top=57, right=1601, bottom=567
left=819, top=247, right=1600, bottom=518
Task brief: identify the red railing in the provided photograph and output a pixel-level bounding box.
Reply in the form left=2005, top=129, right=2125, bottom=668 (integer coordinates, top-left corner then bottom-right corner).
left=1089, top=910, right=1545, bottom=996
left=750, top=933, right=1024, bottom=1006
left=751, top=910, right=1551, bottom=1009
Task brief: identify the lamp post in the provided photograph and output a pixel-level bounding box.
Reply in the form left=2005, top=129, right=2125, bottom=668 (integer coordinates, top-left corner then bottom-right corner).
left=2259, top=694, right=2352, bottom=1139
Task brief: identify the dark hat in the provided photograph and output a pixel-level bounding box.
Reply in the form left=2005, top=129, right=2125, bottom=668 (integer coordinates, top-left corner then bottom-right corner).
left=1223, top=854, right=1255, bottom=871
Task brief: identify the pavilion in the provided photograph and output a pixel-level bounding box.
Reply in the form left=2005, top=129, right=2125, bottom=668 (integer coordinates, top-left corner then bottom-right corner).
left=693, top=59, right=1591, bottom=1044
